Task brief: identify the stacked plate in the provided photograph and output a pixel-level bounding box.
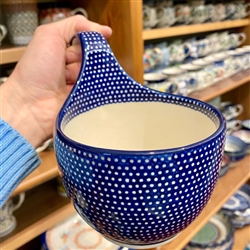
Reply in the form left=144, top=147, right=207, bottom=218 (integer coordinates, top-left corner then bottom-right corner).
left=184, top=212, right=234, bottom=250
left=41, top=213, right=134, bottom=250
left=222, top=184, right=250, bottom=228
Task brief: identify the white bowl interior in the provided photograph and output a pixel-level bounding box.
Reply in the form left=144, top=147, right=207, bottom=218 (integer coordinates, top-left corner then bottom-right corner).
left=63, top=102, right=217, bottom=151
left=162, top=68, right=186, bottom=75
left=180, top=64, right=202, bottom=71
left=143, top=73, right=167, bottom=82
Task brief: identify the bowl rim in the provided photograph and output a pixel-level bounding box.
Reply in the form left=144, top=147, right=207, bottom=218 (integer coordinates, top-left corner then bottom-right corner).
left=55, top=32, right=226, bottom=155
left=224, top=134, right=248, bottom=153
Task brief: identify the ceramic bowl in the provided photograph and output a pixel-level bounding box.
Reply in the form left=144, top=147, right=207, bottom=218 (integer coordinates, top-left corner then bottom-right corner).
left=242, top=119, right=250, bottom=130
left=143, top=73, right=167, bottom=84
left=54, top=31, right=226, bottom=249
left=184, top=212, right=235, bottom=250
left=222, top=184, right=250, bottom=228
left=232, top=129, right=250, bottom=153
left=224, top=135, right=247, bottom=164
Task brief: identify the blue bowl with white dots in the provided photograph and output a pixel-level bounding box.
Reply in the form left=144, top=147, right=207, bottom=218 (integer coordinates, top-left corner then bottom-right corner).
left=54, top=32, right=226, bottom=249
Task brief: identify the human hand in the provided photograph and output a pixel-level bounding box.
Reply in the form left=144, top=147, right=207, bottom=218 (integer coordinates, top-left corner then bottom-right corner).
left=1, top=15, right=112, bottom=148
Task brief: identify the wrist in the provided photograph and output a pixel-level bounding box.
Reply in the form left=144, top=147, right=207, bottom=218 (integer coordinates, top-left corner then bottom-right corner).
left=0, top=78, right=46, bottom=148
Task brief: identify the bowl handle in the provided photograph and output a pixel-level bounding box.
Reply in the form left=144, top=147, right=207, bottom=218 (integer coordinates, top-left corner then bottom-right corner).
left=67, top=31, right=144, bottom=96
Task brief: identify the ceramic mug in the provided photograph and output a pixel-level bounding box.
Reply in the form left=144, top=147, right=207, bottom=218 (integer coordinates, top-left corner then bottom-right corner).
left=226, top=120, right=242, bottom=134
left=225, top=3, right=237, bottom=19
left=205, top=4, right=217, bottom=22
left=190, top=5, right=207, bottom=24
left=234, top=1, right=250, bottom=19
left=144, top=41, right=171, bottom=72
left=206, top=33, right=226, bottom=53
left=162, top=67, right=188, bottom=95
left=143, top=5, right=160, bottom=29
left=196, top=38, right=214, bottom=57
left=214, top=4, right=230, bottom=21
left=0, top=25, right=7, bottom=45
left=226, top=50, right=244, bottom=73
left=227, top=32, right=246, bottom=49
left=0, top=193, right=25, bottom=237
left=2, top=2, right=38, bottom=45
left=40, top=7, right=88, bottom=24
left=174, top=4, right=192, bottom=24
left=156, top=6, right=176, bottom=27
left=180, top=63, right=215, bottom=91
left=222, top=104, right=244, bottom=121
left=168, top=42, right=192, bottom=63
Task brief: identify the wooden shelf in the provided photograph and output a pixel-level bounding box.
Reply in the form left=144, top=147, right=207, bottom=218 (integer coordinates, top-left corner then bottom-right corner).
left=0, top=180, right=75, bottom=250
left=233, top=226, right=250, bottom=250
left=0, top=45, right=26, bottom=65
left=11, top=149, right=58, bottom=197
left=158, top=154, right=250, bottom=250
left=189, top=68, right=250, bottom=102
left=143, top=19, right=250, bottom=40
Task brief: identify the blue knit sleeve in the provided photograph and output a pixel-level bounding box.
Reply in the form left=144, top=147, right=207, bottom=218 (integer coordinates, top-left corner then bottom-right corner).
left=0, top=118, right=41, bottom=207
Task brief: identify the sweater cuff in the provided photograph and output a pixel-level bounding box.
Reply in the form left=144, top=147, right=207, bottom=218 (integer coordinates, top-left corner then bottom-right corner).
left=0, top=118, right=41, bottom=206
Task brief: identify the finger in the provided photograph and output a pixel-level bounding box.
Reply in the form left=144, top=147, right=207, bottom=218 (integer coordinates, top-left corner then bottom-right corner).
left=53, top=15, right=112, bottom=44
left=66, top=44, right=82, bottom=65
left=65, top=62, right=82, bottom=84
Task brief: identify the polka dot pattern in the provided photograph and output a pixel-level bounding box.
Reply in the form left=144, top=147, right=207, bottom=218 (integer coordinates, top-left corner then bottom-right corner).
left=55, top=32, right=226, bottom=246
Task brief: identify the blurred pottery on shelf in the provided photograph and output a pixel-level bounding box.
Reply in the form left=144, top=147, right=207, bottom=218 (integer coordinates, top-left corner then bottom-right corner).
left=39, top=5, right=88, bottom=25
left=0, top=193, right=25, bottom=237
left=1, top=0, right=39, bottom=45
left=0, top=24, right=7, bottom=45
left=224, top=135, right=247, bottom=166
left=184, top=212, right=235, bottom=250
left=232, top=129, right=250, bottom=153
left=222, top=184, right=250, bottom=228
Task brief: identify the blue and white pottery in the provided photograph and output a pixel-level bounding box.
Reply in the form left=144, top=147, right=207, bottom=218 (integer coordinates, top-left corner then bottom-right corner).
left=242, top=119, right=250, bottom=130
left=224, top=135, right=247, bottom=164
left=40, top=213, right=132, bottom=250
left=143, top=73, right=167, bottom=84
left=232, top=129, right=250, bottom=154
left=222, top=184, right=250, bottom=212
left=222, top=184, right=250, bottom=228
left=184, top=212, right=235, bottom=250
left=54, top=31, right=226, bottom=249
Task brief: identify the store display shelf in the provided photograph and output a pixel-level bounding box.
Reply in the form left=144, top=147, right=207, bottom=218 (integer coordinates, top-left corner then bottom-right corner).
left=158, top=155, right=250, bottom=250
left=233, top=226, right=250, bottom=250
left=11, top=149, right=58, bottom=197
left=143, top=19, right=250, bottom=40
left=0, top=180, right=75, bottom=250
left=0, top=45, right=26, bottom=65
left=189, top=68, right=250, bottom=102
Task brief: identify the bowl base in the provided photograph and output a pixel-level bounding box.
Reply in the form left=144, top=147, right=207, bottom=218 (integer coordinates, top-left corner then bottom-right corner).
left=103, top=233, right=180, bottom=249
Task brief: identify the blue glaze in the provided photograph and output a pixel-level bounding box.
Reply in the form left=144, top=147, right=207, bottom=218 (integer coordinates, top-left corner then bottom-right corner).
left=54, top=32, right=226, bottom=247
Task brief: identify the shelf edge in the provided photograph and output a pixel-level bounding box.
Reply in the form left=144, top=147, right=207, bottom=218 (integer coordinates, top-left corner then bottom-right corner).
left=143, top=19, right=250, bottom=40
